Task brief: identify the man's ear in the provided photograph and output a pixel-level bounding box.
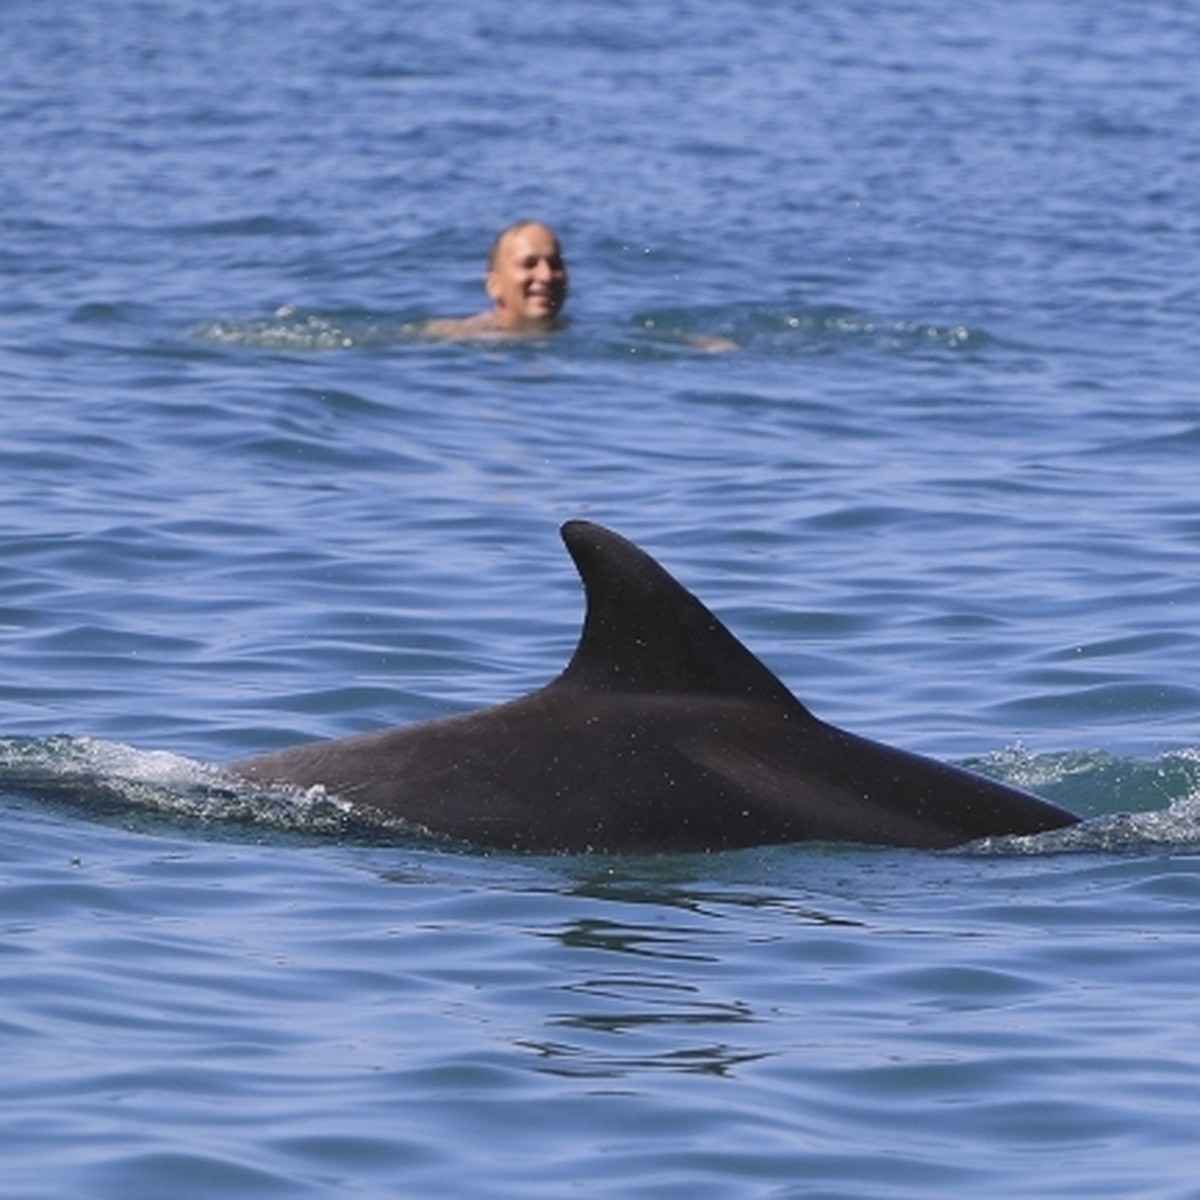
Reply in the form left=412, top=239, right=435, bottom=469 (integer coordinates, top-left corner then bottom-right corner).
left=485, top=271, right=502, bottom=305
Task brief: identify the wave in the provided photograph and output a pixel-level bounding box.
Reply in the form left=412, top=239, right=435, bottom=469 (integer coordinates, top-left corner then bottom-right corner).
left=964, top=744, right=1200, bottom=853
left=3, top=736, right=1198, bottom=854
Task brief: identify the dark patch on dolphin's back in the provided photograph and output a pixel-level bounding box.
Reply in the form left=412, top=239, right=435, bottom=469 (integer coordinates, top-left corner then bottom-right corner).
left=556, top=521, right=806, bottom=709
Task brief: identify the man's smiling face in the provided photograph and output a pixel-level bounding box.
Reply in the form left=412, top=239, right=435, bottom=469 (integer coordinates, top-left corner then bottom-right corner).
left=485, top=223, right=568, bottom=329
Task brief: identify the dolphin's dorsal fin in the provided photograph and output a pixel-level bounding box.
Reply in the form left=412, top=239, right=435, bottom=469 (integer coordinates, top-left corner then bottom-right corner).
left=555, top=521, right=808, bottom=710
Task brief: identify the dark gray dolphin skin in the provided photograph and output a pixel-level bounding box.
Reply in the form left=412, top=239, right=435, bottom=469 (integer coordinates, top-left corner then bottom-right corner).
left=231, top=521, right=1080, bottom=852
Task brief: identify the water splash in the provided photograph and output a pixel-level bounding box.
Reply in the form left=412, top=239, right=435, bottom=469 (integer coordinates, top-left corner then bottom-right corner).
left=191, top=306, right=410, bottom=350
left=0, top=735, right=413, bottom=842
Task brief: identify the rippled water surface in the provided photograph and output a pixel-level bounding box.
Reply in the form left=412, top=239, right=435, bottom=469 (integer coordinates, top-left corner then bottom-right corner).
left=4, top=1, right=1200, bottom=1196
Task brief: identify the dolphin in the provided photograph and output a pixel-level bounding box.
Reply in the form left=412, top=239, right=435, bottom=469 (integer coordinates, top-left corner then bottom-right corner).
left=230, top=521, right=1079, bottom=852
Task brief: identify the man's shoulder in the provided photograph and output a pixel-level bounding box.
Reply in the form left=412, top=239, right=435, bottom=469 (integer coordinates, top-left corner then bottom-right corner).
left=422, top=312, right=503, bottom=340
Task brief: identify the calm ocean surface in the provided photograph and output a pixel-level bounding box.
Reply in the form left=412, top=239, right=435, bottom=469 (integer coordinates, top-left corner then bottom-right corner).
left=4, top=1, right=1200, bottom=1196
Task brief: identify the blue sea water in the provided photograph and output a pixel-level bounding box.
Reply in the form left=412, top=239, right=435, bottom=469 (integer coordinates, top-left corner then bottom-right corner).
left=3, top=0, right=1200, bottom=1195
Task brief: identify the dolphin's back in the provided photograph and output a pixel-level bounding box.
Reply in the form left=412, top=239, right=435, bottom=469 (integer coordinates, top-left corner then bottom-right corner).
left=232, top=521, right=1080, bottom=852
